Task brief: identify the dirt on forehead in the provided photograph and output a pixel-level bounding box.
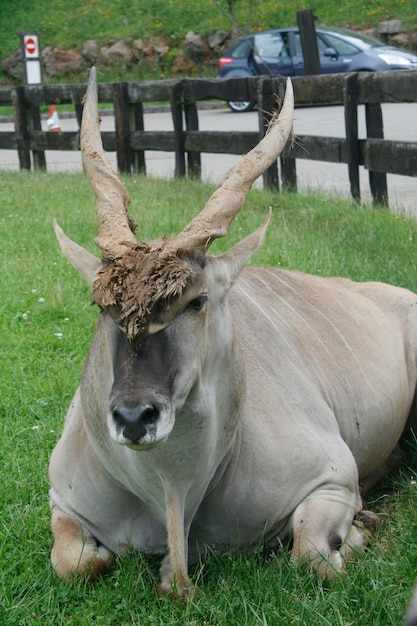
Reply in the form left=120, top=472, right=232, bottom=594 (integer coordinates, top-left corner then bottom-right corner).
left=92, top=240, right=203, bottom=339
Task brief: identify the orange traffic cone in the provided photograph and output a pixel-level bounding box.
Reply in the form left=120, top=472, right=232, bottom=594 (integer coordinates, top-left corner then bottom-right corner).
left=47, top=105, right=61, bottom=132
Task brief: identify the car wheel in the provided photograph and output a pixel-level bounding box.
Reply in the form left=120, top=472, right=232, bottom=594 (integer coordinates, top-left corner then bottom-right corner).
left=227, top=100, right=255, bottom=113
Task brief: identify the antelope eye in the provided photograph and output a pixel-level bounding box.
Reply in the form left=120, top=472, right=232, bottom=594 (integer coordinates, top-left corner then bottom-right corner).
left=187, top=294, right=208, bottom=311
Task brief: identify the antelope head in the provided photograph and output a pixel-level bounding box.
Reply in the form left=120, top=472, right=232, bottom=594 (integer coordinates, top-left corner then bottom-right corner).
left=54, top=68, right=293, bottom=332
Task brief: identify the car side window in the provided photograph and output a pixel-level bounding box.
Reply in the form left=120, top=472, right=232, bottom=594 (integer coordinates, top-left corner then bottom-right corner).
left=254, top=33, right=288, bottom=58
left=293, top=33, right=346, bottom=56
left=293, top=34, right=328, bottom=55
left=293, top=34, right=302, bottom=57
left=231, top=40, right=252, bottom=59
left=320, top=34, right=360, bottom=55
left=316, top=36, right=331, bottom=54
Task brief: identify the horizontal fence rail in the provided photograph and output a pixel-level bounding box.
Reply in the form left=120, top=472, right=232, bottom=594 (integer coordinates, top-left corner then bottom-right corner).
left=0, top=71, right=416, bottom=206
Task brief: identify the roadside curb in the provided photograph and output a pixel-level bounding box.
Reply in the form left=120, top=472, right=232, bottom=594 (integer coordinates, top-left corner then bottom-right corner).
left=0, top=101, right=225, bottom=124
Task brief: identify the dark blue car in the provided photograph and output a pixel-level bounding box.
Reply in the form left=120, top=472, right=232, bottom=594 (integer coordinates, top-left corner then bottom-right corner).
left=218, top=26, right=417, bottom=111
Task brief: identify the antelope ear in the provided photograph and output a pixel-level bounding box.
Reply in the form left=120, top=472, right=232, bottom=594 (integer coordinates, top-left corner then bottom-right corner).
left=53, top=219, right=102, bottom=285
left=217, top=209, right=272, bottom=283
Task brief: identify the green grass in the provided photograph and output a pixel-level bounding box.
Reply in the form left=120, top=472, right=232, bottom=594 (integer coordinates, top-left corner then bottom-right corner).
left=0, top=0, right=416, bottom=81
left=1, top=170, right=417, bottom=625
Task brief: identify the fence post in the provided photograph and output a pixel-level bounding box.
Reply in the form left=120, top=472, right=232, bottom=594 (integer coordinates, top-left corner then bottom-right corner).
left=296, top=9, right=320, bottom=75
left=171, top=82, right=186, bottom=178
left=184, top=93, right=201, bottom=179
left=257, top=78, right=280, bottom=191
left=12, top=86, right=31, bottom=170
left=75, top=103, right=83, bottom=127
left=31, top=103, right=46, bottom=171
left=365, top=103, right=388, bottom=206
left=19, top=33, right=46, bottom=170
left=113, top=81, right=132, bottom=174
left=277, top=79, right=297, bottom=191
left=344, top=73, right=361, bottom=201
left=131, top=102, right=146, bottom=175
left=281, top=152, right=297, bottom=191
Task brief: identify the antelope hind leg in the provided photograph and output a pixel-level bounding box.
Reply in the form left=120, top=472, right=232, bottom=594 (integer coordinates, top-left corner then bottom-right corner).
left=360, top=444, right=405, bottom=495
left=291, top=495, right=371, bottom=579
left=50, top=503, right=114, bottom=580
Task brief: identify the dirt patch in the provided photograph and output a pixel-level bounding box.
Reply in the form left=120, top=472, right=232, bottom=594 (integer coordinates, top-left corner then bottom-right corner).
left=92, top=240, right=202, bottom=338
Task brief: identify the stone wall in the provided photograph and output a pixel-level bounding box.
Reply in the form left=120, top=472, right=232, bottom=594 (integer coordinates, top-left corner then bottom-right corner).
left=0, top=30, right=231, bottom=83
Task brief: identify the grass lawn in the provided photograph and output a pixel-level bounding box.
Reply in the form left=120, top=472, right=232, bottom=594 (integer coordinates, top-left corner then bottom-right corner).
left=1, top=170, right=417, bottom=625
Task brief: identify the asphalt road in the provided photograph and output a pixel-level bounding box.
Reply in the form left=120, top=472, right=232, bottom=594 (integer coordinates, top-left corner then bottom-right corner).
left=0, top=102, right=416, bottom=216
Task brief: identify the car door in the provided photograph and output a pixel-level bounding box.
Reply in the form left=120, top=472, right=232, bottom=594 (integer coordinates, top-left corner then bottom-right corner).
left=316, top=32, right=352, bottom=73
left=288, top=31, right=308, bottom=75
left=250, top=31, right=294, bottom=76
left=289, top=30, right=349, bottom=75
left=317, top=32, right=362, bottom=73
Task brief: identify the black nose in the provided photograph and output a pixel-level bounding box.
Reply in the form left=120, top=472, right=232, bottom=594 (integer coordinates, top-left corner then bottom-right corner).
left=112, top=403, right=159, bottom=443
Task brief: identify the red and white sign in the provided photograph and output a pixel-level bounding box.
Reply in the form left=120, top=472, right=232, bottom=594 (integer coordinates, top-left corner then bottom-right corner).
left=24, top=34, right=39, bottom=58
left=20, top=32, right=43, bottom=84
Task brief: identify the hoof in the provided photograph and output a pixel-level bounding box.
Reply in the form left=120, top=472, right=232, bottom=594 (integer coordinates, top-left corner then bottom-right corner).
left=356, top=509, right=381, bottom=535
left=156, top=578, right=194, bottom=601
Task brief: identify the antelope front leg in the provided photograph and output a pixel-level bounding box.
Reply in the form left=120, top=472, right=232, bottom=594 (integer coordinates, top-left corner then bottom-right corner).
left=157, top=553, right=192, bottom=600
left=290, top=491, right=370, bottom=579
left=50, top=503, right=114, bottom=580
left=157, top=482, right=193, bottom=600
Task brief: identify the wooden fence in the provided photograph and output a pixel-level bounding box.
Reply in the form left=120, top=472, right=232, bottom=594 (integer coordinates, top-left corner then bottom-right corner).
left=0, top=70, right=416, bottom=206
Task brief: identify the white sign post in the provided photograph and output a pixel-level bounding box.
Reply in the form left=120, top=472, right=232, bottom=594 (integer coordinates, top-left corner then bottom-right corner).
left=20, top=32, right=43, bottom=85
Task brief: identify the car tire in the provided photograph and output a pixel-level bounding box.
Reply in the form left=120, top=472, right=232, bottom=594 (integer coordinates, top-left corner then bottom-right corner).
left=227, top=100, right=255, bottom=113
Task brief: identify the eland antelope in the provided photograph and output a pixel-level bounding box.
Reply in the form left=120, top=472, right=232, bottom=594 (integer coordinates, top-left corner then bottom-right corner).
left=49, top=67, right=417, bottom=599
